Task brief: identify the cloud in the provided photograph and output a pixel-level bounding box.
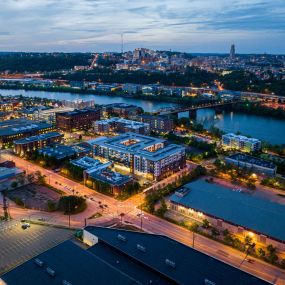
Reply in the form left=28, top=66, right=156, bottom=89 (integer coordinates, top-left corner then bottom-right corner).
left=0, top=0, right=283, bottom=53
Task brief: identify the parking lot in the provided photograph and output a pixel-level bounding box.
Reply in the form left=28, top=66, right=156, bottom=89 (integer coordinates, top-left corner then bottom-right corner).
left=0, top=221, right=74, bottom=275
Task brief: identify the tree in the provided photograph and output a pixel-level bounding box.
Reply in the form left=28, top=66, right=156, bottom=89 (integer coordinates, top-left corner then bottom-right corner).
left=222, top=229, right=230, bottom=237
left=244, top=235, right=253, bottom=247
left=266, top=244, right=278, bottom=264
left=202, top=219, right=210, bottom=229
left=10, top=181, right=18, bottom=189
left=257, top=248, right=266, bottom=258
left=47, top=200, right=57, bottom=212
left=211, top=227, right=220, bottom=237
left=27, top=173, right=35, bottom=184
left=58, top=195, right=86, bottom=214
left=190, top=222, right=200, bottom=232
left=156, top=199, right=167, bottom=217
left=34, top=171, right=46, bottom=185
left=119, top=212, right=125, bottom=222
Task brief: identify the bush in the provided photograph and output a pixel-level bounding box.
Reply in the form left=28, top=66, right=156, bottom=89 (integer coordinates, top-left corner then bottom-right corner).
left=10, top=181, right=18, bottom=188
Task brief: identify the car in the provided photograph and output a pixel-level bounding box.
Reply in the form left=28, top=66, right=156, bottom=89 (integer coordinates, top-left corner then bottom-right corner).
left=21, top=223, right=30, bottom=230
left=246, top=258, right=255, bottom=263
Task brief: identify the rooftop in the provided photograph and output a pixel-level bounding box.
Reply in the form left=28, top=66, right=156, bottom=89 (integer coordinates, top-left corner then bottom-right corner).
left=71, top=156, right=111, bottom=171
left=88, top=168, right=132, bottom=186
left=0, top=167, right=23, bottom=180
left=93, top=133, right=185, bottom=161
left=104, top=103, right=140, bottom=109
left=38, top=144, right=76, bottom=160
left=14, top=132, right=62, bottom=145
left=227, top=153, right=276, bottom=170
left=57, top=108, right=100, bottom=117
left=223, top=133, right=261, bottom=143
left=85, top=226, right=269, bottom=285
left=170, top=179, right=285, bottom=241
left=95, top=117, right=149, bottom=130
left=0, top=240, right=136, bottom=285
left=0, top=119, right=53, bottom=137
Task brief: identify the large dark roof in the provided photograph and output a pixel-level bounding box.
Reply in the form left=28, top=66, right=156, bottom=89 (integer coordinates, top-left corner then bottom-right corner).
left=170, top=180, right=285, bottom=241
left=0, top=240, right=136, bottom=285
left=89, top=242, right=173, bottom=285
left=85, top=226, right=270, bottom=285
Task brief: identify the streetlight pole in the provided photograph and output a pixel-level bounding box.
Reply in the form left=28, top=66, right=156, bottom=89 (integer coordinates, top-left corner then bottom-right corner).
left=68, top=199, right=71, bottom=228
left=239, top=243, right=256, bottom=268
left=192, top=231, right=195, bottom=248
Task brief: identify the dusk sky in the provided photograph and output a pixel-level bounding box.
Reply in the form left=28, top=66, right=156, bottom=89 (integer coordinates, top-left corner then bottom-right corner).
left=0, top=0, right=284, bottom=54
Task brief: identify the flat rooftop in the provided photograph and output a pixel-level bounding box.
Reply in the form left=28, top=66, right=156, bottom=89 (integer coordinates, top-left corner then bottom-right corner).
left=227, top=153, right=276, bottom=170
left=95, top=117, right=149, bottom=130
left=223, top=133, right=261, bottom=143
left=38, top=144, right=76, bottom=159
left=104, top=103, right=140, bottom=109
left=71, top=156, right=111, bottom=171
left=170, top=179, right=285, bottom=241
left=0, top=240, right=136, bottom=285
left=93, top=133, right=185, bottom=161
left=57, top=108, right=100, bottom=117
left=88, top=169, right=132, bottom=186
left=14, top=132, right=62, bottom=144
left=0, top=119, right=53, bottom=137
left=85, top=226, right=269, bottom=285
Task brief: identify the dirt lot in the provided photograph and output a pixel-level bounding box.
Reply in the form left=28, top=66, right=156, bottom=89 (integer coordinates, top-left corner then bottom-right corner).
left=7, top=184, right=64, bottom=211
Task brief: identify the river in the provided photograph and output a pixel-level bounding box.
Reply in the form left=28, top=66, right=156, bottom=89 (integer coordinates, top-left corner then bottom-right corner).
left=1, top=89, right=285, bottom=145
left=0, top=88, right=176, bottom=113
left=196, top=109, right=285, bottom=145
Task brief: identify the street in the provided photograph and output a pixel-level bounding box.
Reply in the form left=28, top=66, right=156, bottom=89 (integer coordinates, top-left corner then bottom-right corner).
left=1, top=151, right=285, bottom=284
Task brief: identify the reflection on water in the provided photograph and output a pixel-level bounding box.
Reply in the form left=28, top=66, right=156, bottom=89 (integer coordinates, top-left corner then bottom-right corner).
left=0, top=89, right=176, bottom=113
left=1, top=89, right=284, bottom=145
left=197, top=109, right=285, bottom=145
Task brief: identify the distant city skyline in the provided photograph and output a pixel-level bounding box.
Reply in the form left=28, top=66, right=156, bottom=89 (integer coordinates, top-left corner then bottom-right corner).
left=0, top=0, right=284, bottom=54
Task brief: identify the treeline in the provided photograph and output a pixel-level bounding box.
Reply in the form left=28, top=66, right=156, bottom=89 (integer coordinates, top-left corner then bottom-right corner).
left=231, top=102, right=285, bottom=120
left=0, top=53, right=91, bottom=72
left=221, top=71, right=285, bottom=96
left=45, top=66, right=216, bottom=87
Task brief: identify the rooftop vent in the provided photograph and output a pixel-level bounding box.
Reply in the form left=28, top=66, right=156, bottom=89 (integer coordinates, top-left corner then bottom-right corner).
left=34, top=258, right=43, bottom=267
left=46, top=267, right=56, bottom=277
left=204, top=279, right=216, bottom=285
left=165, top=259, right=176, bottom=268
left=62, top=280, right=72, bottom=285
left=136, top=244, right=146, bottom=253
left=117, top=234, right=127, bottom=242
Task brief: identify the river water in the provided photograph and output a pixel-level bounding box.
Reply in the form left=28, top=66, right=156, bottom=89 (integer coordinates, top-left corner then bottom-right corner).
left=1, top=89, right=285, bottom=145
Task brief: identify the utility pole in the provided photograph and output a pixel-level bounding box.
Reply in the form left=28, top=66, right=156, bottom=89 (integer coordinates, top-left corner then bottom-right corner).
left=68, top=199, right=71, bottom=228
left=2, top=189, right=10, bottom=221
left=192, top=232, right=195, bottom=248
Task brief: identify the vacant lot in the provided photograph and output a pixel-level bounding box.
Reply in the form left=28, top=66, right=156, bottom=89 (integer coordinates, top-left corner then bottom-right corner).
left=7, top=184, right=63, bottom=211
left=0, top=221, right=73, bottom=275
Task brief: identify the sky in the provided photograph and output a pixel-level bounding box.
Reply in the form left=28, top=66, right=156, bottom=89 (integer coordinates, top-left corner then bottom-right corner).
left=0, top=0, right=284, bottom=54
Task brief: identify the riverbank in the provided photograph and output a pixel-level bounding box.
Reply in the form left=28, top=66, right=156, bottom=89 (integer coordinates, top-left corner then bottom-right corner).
left=231, top=102, right=285, bottom=120
left=0, top=84, right=189, bottom=105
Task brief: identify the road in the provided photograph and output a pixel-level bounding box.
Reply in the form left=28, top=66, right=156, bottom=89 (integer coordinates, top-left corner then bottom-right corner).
left=1, top=152, right=285, bottom=284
